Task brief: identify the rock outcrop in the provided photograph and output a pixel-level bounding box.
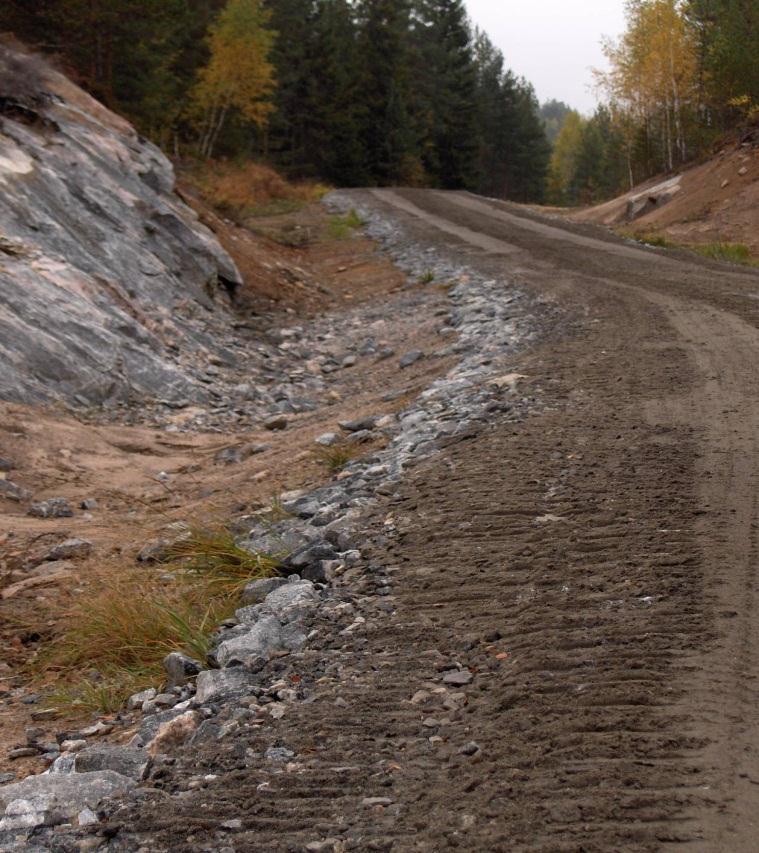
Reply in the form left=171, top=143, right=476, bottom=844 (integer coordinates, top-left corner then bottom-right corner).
left=0, top=44, right=242, bottom=407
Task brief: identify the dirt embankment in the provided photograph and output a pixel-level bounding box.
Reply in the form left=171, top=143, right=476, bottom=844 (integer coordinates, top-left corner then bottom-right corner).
left=567, top=129, right=759, bottom=254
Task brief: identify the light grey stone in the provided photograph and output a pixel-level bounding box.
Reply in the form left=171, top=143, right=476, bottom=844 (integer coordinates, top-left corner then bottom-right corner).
left=0, top=770, right=134, bottom=828
left=240, top=576, right=287, bottom=606
left=214, top=615, right=286, bottom=667
left=44, top=538, right=92, bottom=561
left=0, top=44, right=241, bottom=408
left=195, top=668, right=254, bottom=704
left=74, top=746, right=150, bottom=781
left=162, top=652, right=202, bottom=689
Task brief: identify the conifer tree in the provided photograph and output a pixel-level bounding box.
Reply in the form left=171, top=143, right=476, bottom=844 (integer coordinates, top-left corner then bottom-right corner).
left=417, top=0, right=479, bottom=189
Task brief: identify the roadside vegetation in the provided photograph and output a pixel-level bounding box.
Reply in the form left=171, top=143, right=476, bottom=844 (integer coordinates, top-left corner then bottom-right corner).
left=182, top=160, right=328, bottom=224
left=30, top=526, right=278, bottom=715
left=546, top=0, right=759, bottom=207
left=624, top=231, right=757, bottom=266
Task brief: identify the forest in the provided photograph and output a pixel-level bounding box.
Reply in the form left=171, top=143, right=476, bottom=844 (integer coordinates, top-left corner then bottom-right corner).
left=1, top=0, right=756, bottom=207
left=547, top=0, right=759, bottom=205
left=0, top=0, right=549, bottom=202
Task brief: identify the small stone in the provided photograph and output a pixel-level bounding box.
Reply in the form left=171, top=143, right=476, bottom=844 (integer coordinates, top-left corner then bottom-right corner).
left=44, top=537, right=92, bottom=561
left=0, top=480, right=29, bottom=501
left=78, top=807, right=99, bottom=826
left=0, top=457, right=14, bottom=472
left=264, top=416, right=288, bottom=431
left=61, top=739, right=87, bottom=753
left=739, top=166, right=748, bottom=176
left=268, top=702, right=287, bottom=719
left=362, top=797, right=393, bottom=807
left=195, top=669, right=252, bottom=704
left=127, top=688, right=157, bottom=711
left=75, top=745, right=151, bottom=781
left=221, top=819, right=243, bottom=830
left=28, top=498, right=74, bottom=518
left=410, top=691, right=430, bottom=705
left=338, top=416, right=376, bottom=433
left=240, top=576, right=288, bottom=605
left=9, top=746, right=40, bottom=759
left=264, top=746, right=295, bottom=762
left=458, top=741, right=481, bottom=756
left=422, top=717, right=441, bottom=728
left=80, top=498, right=98, bottom=511
left=442, top=669, right=473, bottom=686
left=162, top=652, right=202, bottom=689
left=399, top=350, right=424, bottom=368
left=315, top=432, right=339, bottom=446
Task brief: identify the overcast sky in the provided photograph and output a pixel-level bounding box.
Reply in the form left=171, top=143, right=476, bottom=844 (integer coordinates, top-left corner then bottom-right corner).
left=466, top=0, right=627, bottom=113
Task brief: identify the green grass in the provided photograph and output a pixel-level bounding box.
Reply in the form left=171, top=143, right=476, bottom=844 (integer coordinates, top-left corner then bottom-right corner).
left=621, top=231, right=757, bottom=267
left=32, top=527, right=278, bottom=714
left=418, top=269, right=435, bottom=284
left=692, top=242, right=756, bottom=265
left=313, top=443, right=357, bottom=474
left=633, top=232, right=671, bottom=248
left=327, top=208, right=365, bottom=240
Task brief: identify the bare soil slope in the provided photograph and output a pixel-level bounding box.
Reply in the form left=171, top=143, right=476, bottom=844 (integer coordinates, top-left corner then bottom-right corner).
left=569, top=131, right=759, bottom=253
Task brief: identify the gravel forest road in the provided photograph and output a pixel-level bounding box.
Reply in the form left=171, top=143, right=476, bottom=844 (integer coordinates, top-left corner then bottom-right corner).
left=118, top=190, right=759, bottom=852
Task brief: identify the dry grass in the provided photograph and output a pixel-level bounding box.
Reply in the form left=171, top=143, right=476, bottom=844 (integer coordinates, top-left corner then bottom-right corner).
left=184, top=160, right=329, bottom=223
left=31, top=527, right=278, bottom=714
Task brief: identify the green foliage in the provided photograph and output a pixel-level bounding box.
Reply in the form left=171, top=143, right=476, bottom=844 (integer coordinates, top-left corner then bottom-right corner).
left=1, top=0, right=549, bottom=200
left=693, top=241, right=754, bottom=264
left=327, top=209, right=364, bottom=239
left=540, top=99, right=574, bottom=146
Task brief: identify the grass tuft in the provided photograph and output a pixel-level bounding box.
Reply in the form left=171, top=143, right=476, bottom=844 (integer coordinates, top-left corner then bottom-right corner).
left=183, top=160, right=329, bottom=224
left=168, top=525, right=278, bottom=593
left=327, top=209, right=364, bottom=240
left=32, top=527, right=278, bottom=714
left=692, top=242, right=755, bottom=265
left=313, top=443, right=357, bottom=474
left=418, top=269, right=435, bottom=284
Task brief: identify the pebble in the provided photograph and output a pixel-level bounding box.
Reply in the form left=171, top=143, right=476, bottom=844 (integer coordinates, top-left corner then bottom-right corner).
left=442, top=669, right=473, bottom=686
left=362, top=797, right=393, bottom=807
left=399, top=350, right=424, bottom=368
left=28, top=497, right=73, bottom=518
left=264, top=415, right=288, bottom=431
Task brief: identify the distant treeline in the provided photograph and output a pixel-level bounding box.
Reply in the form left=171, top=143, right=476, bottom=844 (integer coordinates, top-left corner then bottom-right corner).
left=1, top=0, right=550, bottom=202
left=546, top=0, right=759, bottom=207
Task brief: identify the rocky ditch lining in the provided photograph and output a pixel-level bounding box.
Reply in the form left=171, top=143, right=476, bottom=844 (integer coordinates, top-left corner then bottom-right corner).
left=0, top=196, right=548, bottom=851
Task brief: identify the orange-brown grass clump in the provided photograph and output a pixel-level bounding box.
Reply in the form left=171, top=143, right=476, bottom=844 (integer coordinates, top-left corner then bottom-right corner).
left=32, top=527, right=278, bottom=714
left=184, top=160, right=329, bottom=222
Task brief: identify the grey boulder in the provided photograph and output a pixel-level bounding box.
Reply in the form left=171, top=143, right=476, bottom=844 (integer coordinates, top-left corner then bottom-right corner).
left=0, top=770, right=134, bottom=830
left=74, top=745, right=150, bottom=781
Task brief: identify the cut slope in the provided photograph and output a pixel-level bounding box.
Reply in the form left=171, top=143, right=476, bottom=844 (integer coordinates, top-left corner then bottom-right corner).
left=570, top=131, right=759, bottom=254
left=0, top=44, right=241, bottom=408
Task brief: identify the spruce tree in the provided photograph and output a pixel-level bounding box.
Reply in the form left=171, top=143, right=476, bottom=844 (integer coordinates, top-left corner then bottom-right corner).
left=417, top=0, right=479, bottom=189
left=357, top=0, right=418, bottom=184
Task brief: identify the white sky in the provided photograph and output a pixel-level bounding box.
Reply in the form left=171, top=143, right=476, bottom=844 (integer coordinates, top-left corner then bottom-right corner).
left=466, top=0, right=627, bottom=113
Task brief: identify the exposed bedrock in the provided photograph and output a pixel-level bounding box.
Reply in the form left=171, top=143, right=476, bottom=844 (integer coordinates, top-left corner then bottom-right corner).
left=0, top=44, right=241, bottom=407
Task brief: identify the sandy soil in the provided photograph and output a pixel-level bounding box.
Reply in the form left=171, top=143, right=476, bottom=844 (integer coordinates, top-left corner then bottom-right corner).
left=0, top=204, right=455, bottom=780
left=566, top=135, right=759, bottom=254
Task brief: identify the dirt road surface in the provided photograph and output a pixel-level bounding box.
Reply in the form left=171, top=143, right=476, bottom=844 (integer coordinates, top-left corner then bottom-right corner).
left=112, top=190, right=759, bottom=851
